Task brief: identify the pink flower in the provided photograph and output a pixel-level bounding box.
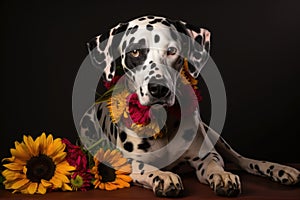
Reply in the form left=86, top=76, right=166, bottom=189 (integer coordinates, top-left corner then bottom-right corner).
left=62, top=138, right=88, bottom=172
left=126, top=93, right=151, bottom=125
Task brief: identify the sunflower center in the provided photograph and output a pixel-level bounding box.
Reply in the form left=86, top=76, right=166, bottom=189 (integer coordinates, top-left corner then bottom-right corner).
left=98, top=162, right=116, bottom=182
left=26, top=154, right=56, bottom=183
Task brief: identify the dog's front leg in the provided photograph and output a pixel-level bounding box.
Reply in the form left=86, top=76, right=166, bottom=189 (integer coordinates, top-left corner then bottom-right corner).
left=187, top=122, right=241, bottom=197
left=189, top=150, right=241, bottom=197
left=128, top=159, right=183, bottom=197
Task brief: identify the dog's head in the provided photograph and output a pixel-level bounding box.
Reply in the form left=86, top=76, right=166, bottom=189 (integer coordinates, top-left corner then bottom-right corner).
left=87, top=15, right=210, bottom=106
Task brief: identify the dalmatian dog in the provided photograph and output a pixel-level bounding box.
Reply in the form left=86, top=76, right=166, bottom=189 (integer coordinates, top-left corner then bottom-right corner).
left=80, top=15, right=300, bottom=197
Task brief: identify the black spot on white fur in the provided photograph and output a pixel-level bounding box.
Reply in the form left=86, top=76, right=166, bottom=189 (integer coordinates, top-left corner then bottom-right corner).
left=154, top=35, right=160, bottom=43
left=146, top=24, right=153, bottom=31
left=124, top=142, right=133, bottom=152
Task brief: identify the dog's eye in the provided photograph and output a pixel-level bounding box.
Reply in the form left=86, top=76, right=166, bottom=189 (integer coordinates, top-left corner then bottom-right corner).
left=130, top=49, right=140, bottom=57
left=167, top=47, right=177, bottom=56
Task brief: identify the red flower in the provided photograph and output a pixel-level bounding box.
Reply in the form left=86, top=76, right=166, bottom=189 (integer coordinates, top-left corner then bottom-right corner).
left=103, top=75, right=122, bottom=90
left=193, top=88, right=203, bottom=102
left=126, top=93, right=151, bottom=125
left=168, top=83, right=201, bottom=118
left=62, top=138, right=93, bottom=191
left=62, top=138, right=88, bottom=172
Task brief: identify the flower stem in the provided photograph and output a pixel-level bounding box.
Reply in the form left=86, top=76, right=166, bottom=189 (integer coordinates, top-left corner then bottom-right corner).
left=86, top=139, right=105, bottom=151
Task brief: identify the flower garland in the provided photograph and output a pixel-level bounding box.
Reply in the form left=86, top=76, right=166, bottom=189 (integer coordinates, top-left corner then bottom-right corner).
left=104, top=58, right=202, bottom=138
left=1, top=133, right=133, bottom=194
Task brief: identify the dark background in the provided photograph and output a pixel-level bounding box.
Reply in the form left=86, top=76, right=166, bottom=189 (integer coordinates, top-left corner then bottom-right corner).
left=1, top=0, right=299, bottom=163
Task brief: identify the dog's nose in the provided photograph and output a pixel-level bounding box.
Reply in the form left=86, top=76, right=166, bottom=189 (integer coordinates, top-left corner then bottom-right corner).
left=148, top=83, right=170, bottom=98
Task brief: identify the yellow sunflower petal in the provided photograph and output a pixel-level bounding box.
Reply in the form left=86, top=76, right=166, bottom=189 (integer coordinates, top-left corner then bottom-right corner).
left=52, top=151, right=67, bottom=164
left=27, top=182, right=38, bottom=194
left=12, top=142, right=30, bottom=160
left=4, top=156, right=26, bottom=166
left=111, top=157, right=127, bottom=168
left=46, top=134, right=54, bottom=146
left=23, top=166, right=27, bottom=174
left=111, top=180, right=125, bottom=189
left=116, top=164, right=132, bottom=174
left=36, top=133, right=47, bottom=154
left=50, top=176, right=62, bottom=188
left=116, top=174, right=133, bottom=182
left=99, top=183, right=105, bottom=190
left=23, top=135, right=38, bottom=156
left=52, top=138, right=65, bottom=153
left=2, top=170, right=25, bottom=181
left=102, top=149, right=111, bottom=161
left=114, top=178, right=130, bottom=188
left=2, top=170, right=18, bottom=181
left=10, top=178, right=30, bottom=190
left=56, top=161, right=76, bottom=173
left=41, top=179, right=53, bottom=188
left=106, top=151, right=121, bottom=164
left=55, top=165, right=75, bottom=175
left=91, top=166, right=98, bottom=175
left=95, top=148, right=104, bottom=162
left=62, top=183, right=72, bottom=191
left=105, top=182, right=118, bottom=190
left=53, top=173, right=70, bottom=184
left=46, top=139, right=65, bottom=157
left=3, top=163, right=23, bottom=171
left=95, top=174, right=100, bottom=179
left=93, top=179, right=100, bottom=187
left=37, top=183, right=47, bottom=194
left=108, top=152, right=122, bottom=165
left=13, top=189, right=22, bottom=194
left=2, top=156, right=15, bottom=162
left=3, top=179, right=13, bottom=189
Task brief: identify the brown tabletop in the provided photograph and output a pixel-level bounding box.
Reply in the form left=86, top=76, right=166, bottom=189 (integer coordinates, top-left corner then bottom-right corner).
left=1, top=166, right=299, bottom=200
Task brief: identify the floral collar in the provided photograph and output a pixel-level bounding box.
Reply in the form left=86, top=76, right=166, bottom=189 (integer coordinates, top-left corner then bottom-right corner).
left=99, top=59, right=202, bottom=139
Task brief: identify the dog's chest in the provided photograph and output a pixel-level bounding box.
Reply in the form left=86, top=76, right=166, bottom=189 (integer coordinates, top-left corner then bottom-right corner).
left=117, top=107, right=201, bottom=166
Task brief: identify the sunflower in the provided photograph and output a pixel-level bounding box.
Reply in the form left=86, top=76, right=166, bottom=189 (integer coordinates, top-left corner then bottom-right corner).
left=107, top=89, right=131, bottom=123
left=91, top=148, right=132, bottom=190
left=131, top=120, right=163, bottom=139
left=180, top=58, right=198, bottom=88
left=2, top=133, right=75, bottom=194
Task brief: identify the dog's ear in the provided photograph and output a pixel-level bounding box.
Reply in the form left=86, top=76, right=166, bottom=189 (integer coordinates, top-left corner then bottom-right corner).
left=168, top=19, right=210, bottom=78
left=185, top=25, right=210, bottom=78
left=87, top=22, right=128, bottom=81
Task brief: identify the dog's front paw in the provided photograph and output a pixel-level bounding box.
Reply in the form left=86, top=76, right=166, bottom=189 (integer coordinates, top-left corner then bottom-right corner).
left=152, top=171, right=184, bottom=197
left=209, top=171, right=241, bottom=197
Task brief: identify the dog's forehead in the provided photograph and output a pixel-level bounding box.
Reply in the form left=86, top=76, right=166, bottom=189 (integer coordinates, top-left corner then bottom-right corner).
left=122, top=16, right=178, bottom=47
left=128, top=16, right=169, bottom=29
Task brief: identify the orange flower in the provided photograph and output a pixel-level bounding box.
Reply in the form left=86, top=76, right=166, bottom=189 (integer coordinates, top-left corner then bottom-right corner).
left=91, top=148, right=132, bottom=190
